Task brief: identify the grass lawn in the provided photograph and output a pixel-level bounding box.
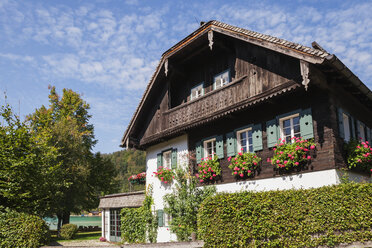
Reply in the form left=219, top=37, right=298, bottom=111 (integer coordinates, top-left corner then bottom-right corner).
left=51, top=231, right=101, bottom=242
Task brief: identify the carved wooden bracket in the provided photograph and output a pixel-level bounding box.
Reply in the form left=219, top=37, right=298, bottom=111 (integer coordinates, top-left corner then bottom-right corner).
left=165, top=59, right=168, bottom=76
left=300, top=60, right=310, bottom=90
left=208, top=30, right=213, bottom=50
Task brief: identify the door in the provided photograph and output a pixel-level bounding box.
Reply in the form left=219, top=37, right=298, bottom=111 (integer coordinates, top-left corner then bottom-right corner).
left=109, top=209, right=121, bottom=242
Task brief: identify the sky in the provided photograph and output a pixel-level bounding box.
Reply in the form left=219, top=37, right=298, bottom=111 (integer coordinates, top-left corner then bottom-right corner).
left=0, top=0, right=371, bottom=154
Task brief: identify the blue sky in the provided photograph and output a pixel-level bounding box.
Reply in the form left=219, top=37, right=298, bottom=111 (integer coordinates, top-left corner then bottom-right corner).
left=1, top=0, right=371, bottom=154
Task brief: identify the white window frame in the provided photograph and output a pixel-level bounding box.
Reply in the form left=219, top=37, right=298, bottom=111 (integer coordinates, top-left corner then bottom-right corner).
left=343, top=113, right=351, bottom=142
left=279, top=113, right=300, bottom=142
left=190, top=83, right=204, bottom=100
left=164, top=212, right=172, bottom=227
left=213, top=69, right=230, bottom=90
left=203, top=138, right=216, bottom=159
left=162, top=150, right=171, bottom=168
left=236, top=127, right=253, bottom=153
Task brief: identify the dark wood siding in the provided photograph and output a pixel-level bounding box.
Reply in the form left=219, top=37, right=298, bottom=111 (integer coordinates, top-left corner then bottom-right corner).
left=188, top=86, right=338, bottom=184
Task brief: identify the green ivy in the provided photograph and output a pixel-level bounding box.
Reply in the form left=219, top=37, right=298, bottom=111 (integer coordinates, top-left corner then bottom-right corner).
left=120, top=186, right=157, bottom=243
left=198, top=183, right=372, bottom=248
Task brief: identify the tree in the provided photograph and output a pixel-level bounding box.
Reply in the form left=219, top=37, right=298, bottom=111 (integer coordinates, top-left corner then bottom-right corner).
left=0, top=104, right=60, bottom=216
left=163, top=168, right=216, bottom=241
left=28, top=86, right=118, bottom=231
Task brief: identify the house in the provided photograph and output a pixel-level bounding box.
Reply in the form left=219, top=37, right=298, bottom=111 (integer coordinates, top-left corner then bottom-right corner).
left=121, top=20, right=372, bottom=242
left=99, top=191, right=145, bottom=242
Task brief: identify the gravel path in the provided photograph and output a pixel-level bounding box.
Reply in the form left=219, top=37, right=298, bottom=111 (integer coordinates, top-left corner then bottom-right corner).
left=43, top=240, right=118, bottom=247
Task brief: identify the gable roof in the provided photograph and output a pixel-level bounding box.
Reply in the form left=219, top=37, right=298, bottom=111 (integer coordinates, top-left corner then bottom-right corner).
left=121, top=20, right=372, bottom=148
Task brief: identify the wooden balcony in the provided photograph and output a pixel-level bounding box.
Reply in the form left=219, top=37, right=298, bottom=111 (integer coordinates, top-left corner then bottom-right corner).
left=140, top=75, right=299, bottom=146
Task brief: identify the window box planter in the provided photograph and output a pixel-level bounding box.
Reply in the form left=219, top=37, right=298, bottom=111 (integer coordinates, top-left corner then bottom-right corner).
left=228, top=150, right=262, bottom=179
left=345, top=139, right=372, bottom=174
left=128, top=172, right=146, bottom=185
left=196, top=155, right=222, bottom=183
left=153, top=166, right=174, bottom=184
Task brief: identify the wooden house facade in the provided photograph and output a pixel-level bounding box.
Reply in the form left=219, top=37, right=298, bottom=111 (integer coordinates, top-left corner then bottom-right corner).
left=121, top=21, right=372, bottom=242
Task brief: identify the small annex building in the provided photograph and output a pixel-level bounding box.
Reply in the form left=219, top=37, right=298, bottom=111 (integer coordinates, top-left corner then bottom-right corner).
left=98, top=191, right=145, bottom=242
left=121, top=20, right=372, bottom=243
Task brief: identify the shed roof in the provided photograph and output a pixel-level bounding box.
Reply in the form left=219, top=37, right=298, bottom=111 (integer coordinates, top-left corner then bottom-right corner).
left=98, top=191, right=145, bottom=209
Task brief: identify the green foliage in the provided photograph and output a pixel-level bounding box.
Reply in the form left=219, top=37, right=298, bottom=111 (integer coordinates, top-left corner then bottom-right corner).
left=60, top=224, right=78, bottom=240
left=103, top=149, right=146, bottom=192
left=196, top=156, right=221, bottom=183
left=269, top=137, right=316, bottom=170
left=121, top=187, right=157, bottom=243
left=0, top=104, right=60, bottom=216
left=27, top=86, right=119, bottom=227
left=198, top=183, right=372, bottom=248
left=164, top=168, right=216, bottom=241
left=228, top=151, right=261, bottom=178
left=0, top=208, right=50, bottom=248
left=345, top=139, right=372, bottom=173
left=153, top=166, right=174, bottom=184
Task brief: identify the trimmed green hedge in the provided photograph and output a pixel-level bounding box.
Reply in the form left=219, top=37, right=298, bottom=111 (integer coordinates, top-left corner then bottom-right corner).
left=198, top=183, right=372, bottom=247
left=60, top=223, right=78, bottom=240
left=0, top=208, right=50, bottom=248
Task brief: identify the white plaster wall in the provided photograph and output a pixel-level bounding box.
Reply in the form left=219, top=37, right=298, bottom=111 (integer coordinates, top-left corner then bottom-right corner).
left=146, top=135, right=188, bottom=243
left=213, top=169, right=371, bottom=193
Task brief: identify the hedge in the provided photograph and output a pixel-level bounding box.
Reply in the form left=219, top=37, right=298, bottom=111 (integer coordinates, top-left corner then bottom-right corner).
left=198, top=183, right=372, bottom=247
left=0, top=208, right=50, bottom=248
left=60, top=223, right=78, bottom=240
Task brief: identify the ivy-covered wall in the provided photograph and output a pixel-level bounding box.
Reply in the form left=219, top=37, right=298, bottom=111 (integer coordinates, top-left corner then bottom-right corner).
left=198, top=183, right=372, bottom=248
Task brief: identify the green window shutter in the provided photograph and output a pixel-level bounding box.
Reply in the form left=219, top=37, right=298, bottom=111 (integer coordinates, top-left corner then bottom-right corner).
left=216, top=135, right=224, bottom=158
left=195, top=141, right=203, bottom=164
left=300, top=108, right=314, bottom=139
left=171, top=148, right=177, bottom=169
left=157, top=153, right=162, bottom=169
left=350, top=116, right=356, bottom=139
left=157, top=210, right=164, bottom=227
left=252, top=124, right=263, bottom=151
left=337, top=108, right=345, bottom=139
left=266, top=119, right=278, bottom=148
left=367, top=127, right=371, bottom=144
left=356, top=120, right=361, bottom=139
left=226, top=132, right=237, bottom=157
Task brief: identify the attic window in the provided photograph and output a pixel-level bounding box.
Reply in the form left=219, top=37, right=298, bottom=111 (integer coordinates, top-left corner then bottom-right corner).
left=213, top=69, right=230, bottom=90
left=190, top=83, right=204, bottom=100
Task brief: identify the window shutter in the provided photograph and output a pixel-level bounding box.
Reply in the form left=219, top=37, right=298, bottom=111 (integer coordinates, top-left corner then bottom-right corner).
left=157, top=153, right=162, bottom=169
left=337, top=108, right=344, bottom=139
left=195, top=141, right=203, bottom=164
left=226, top=132, right=236, bottom=157
left=300, top=108, right=314, bottom=139
left=171, top=148, right=177, bottom=169
left=350, top=116, right=356, bottom=139
left=252, top=124, right=263, bottom=151
left=157, top=210, right=164, bottom=227
left=356, top=120, right=361, bottom=139
left=266, top=119, right=278, bottom=148
left=366, top=127, right=371, bottom=144
left=216, top=135, right=224, bottom=158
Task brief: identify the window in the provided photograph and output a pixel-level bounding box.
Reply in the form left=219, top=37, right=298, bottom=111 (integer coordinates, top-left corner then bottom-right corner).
left=213, top=70, right=230, bottom=90
left=359, top=123, right=366, bottom=141
left=279, top=114, right=301, bottom=143
left=343, top=113, right=351, bottom=142
left=237, top=128, right=253, bottom=153
left=190, top=83, right=204, bottom=100
left=163, top=150, right=171, bottom=168
left=203, top=138, right=216, bottom=158
left=164, top=213, right=171, bottom=227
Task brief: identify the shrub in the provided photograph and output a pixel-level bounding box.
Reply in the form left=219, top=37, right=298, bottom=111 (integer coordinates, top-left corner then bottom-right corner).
left=0, top=208, right=50, bottom=248
left=196, top=156, right=221, bottom=183
left=345, top=139, right=372, bottom=173
left=268, top=137, right=316, bottom=170
left=163, top=168, right=216, bottom=241
left=228, top=150, right=261, bottom=178
left=198, top=183, right=372, bottom=248
left=60, top=223, right=78, bottom=240
left=153, top=166, right=174, bottom=184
